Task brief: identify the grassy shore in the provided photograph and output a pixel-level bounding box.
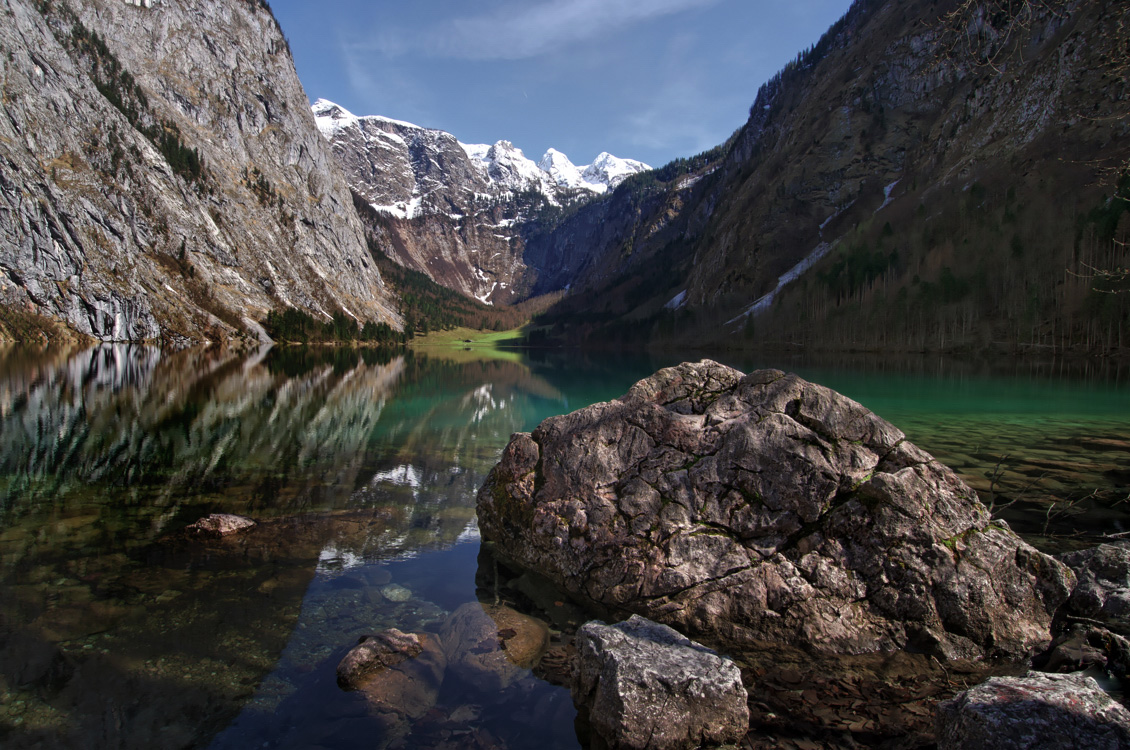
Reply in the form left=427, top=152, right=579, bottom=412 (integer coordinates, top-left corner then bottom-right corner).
left=407, top=327, right=526, bottom=363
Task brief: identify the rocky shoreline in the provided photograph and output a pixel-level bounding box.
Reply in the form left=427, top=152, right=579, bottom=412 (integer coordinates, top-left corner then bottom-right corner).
left=470, top=361, right=1130, bottom=748
left=187, top=360, right=1130, bottom=748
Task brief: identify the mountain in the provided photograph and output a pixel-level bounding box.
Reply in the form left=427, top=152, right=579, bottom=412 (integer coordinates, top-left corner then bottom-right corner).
left=0, top=0, right=398, bottom=346
left=312, top=99, right=649, bottom=305
left=533, top=0, right=1130, bottom=354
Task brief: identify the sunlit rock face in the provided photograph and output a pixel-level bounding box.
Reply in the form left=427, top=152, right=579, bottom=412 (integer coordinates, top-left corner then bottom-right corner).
left=574, top=615, right=749, bottom=750
left=478, top=360, right=1074, bottom=659
left=0, top=0, right=397, bottom=345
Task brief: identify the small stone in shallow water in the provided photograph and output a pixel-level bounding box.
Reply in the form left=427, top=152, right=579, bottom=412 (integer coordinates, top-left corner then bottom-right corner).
left=184, top=514, right=256, bottom=538
left=440, top=601, right=549, bottom=692
left=337, top=629, right=423, bottom=690
left=380, top=584, right=412, bottom=602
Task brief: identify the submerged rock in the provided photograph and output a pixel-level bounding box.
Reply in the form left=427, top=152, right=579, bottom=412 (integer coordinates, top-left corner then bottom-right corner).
left=184, top=513, right=256, bottom=538
left=476, top=361, right=1074, bottom=658
left=336, top=628, right=425, bottom=690
left=574, top=615, right=748, bottom=750
left=380, top=584, right=413, bottom=602
left=935, top=671, right=1130, bottom=749
left=336, top=629, right=446, bottom=744
left=439, top=601, right=549, bottom=692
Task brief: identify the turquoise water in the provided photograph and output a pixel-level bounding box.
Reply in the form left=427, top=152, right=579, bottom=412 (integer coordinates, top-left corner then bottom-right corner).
left=0, top=345, right=1127, bottom=748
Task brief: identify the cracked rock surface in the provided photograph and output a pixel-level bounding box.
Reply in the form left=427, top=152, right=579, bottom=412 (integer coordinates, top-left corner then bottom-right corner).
left=573, top=614, right=748, bottom=750
left=476, top=360, right=1074, bottom=658
left=1059, top=543, right=1130, bottom=636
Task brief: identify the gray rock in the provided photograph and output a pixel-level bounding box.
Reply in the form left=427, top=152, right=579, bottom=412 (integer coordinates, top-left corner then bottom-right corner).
left=1059, top=543, right=1130, bottom=634
left=935, top=671, right=1130, bottom=750
left=1036, top=630, right=1108, bottom=674
left=573, top=615, right=748, bottom=750
left=0, top=0, right=398, bottom=345
left=185, top=513, right=256, bottom=538
left=477, top=361, right=1074, bottom=658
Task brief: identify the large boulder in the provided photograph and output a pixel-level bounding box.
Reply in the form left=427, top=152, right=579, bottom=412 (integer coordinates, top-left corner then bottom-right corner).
left=574, top=615, right=749, bottom=750
left=935, top=671, right=1130, bottom=749
left=476, top=361, right=1074, bottom=658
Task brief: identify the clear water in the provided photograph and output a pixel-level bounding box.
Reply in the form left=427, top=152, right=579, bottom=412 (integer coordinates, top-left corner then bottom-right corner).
left=0, top=344, right=1127, bottom=748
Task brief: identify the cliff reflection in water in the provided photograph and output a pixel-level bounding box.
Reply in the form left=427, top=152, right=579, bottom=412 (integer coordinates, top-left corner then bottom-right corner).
left=0, top=344, right=567, bottom=749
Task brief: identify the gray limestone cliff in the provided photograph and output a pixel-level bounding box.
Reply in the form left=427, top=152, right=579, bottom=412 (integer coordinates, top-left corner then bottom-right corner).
left=0, top=0, right=398, bottom=344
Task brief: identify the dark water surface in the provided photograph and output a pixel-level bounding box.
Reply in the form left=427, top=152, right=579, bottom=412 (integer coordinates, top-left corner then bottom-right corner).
left=0, top=345, right=1127, bottom=748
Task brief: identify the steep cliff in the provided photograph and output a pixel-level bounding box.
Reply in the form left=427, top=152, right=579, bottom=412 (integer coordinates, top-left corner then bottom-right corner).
left=313, top=100, right=649, bottom=306
left=537, top=0, right=1130, bottom=353
left=0, top=0, right=398, bottom=345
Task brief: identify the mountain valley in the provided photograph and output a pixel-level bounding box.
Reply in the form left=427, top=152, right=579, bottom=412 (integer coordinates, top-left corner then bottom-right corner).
left=0, top=0, right=1126, bottom=357
left=312, top=99, right=648, bottom=306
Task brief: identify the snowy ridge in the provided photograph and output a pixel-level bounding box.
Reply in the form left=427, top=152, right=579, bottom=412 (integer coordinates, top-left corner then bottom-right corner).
left=458, top=139, right=652, bottom=198
left=310, top=99, right=649, bottom=213
left=582, top=152, right=652, bottom=192
left=538, top=148, right=584, bottom=189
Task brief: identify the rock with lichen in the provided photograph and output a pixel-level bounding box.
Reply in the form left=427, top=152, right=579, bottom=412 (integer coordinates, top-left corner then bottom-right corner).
left=573, top=615, right=748, bottom=750
left=936, top=671, right=1130, bottom=750
left=477, top=360, right=1074, bottom=658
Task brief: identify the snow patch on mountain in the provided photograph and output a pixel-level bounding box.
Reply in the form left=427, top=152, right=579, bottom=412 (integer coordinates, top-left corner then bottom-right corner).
left=313, top=99, right=650, bottom=210
left=312, top=99, right=360, bottom=139
left=582, top=152, right=652, bottom=192
left=539, top=148, right=585, bottom=189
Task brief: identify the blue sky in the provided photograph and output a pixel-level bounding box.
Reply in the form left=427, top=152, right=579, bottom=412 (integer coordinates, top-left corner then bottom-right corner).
left=270, top=0, right=854, bottom=168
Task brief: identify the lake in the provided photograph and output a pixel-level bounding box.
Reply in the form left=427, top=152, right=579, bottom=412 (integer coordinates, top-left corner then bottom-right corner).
left=1, top=344, right=1127, bottom=748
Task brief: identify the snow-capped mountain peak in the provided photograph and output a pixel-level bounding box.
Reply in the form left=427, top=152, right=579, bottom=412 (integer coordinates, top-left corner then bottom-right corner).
left=312, top=98, right=361, bottom=139
left=582, top=152, right=651, bottom=191
left=538, top=148, right=585, bottom=189
left=480, top=141, right=550, bottom=194
left=312, top=99, right=651, bottom=209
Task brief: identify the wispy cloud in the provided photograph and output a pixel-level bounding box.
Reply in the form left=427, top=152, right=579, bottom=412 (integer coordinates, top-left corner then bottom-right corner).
left=340, top=34, right=438, bottom=128
left=364, top=0, right=721, bottom=60
left=616, top=32, right=739, bottom=157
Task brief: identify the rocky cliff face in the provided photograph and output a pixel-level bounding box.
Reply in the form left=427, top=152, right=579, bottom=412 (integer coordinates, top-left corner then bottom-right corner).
left=313, top=100, right=649, bottom=305
left=536, top=0, right=1130, bottom=352
left=0, top=0, right=398, bottom=345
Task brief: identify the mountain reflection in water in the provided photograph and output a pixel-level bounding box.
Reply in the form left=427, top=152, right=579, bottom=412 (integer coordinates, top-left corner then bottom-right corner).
left=1, top=344, right=1128, bottom=749
left=0, top=344, right=582, bottom=750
